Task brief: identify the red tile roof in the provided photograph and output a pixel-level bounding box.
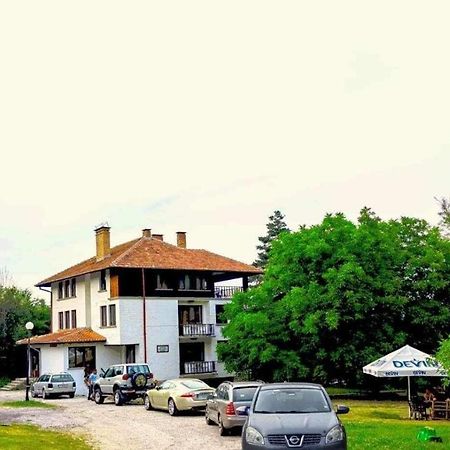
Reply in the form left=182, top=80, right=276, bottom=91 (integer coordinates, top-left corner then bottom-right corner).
left=16, top=328, right=106, bottom=345
left=37, top=236, right=262, bottom=286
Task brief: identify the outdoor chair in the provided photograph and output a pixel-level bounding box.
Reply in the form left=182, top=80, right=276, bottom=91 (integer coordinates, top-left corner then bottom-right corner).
left=409, top=396, right=428, bottom=420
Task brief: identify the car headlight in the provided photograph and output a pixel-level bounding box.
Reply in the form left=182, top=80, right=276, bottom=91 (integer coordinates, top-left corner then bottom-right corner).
left=326, top=425, right=344, bottom=444
left=245, top=426, right=265, bottom=445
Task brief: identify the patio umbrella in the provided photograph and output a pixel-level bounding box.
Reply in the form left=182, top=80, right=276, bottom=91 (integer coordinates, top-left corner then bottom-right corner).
left=363, top=345, right=446, bottom=400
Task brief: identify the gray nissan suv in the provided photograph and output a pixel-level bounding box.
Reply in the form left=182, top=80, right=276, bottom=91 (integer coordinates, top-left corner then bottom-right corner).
left=240, top=383, right=349, bottom=450
left=93, top=363, right=155, bottom=406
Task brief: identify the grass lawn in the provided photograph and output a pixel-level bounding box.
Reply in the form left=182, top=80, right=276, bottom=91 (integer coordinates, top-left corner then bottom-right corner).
left=0, top=400, right=55, bottom=409
left=0, top=424, right=91, bottom=450
left=338, top=400, right=450, bottom=449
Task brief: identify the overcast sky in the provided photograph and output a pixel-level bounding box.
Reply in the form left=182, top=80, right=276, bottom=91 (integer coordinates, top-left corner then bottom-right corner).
left=1, top=1, right=449, bottom=297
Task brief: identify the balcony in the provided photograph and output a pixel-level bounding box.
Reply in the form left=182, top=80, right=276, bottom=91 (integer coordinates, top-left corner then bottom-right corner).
left=214, top=286, right=243, bottom=299
left=181, top=360, right=217, bottom=375
left=179, top=323, right=215, bottom=337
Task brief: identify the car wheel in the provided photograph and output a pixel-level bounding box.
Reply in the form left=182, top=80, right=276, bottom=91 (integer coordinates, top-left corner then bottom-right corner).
left=69, top=393, right=75, bottom=399
left=205, top=409, right=215, bottom=425
left=168, top=398, right=178, bottom=416
left=114, top=390, right=124, bottom=406
left=218, top=414, right=228, bottom=436
left=94, top=389, right=105, bottom=405
left=31, top=389, right=37, bottom=398
left=144, top=395, right=153, bottom=411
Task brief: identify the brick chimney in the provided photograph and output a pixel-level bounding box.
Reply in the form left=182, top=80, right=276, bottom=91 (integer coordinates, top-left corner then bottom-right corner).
left=153, top=234, right=164, bottom=241
left=142, top=228, right=152, bottom=238
left=95, top=225, right=111, bottom=261
left=176, top=231, right=187, bottom=248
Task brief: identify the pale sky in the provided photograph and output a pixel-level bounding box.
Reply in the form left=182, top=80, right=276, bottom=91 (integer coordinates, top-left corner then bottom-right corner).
left=1, top=1, right=449, bottom=297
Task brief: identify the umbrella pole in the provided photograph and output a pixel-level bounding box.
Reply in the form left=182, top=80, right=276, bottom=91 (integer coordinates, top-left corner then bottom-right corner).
left=408, top=376, right=411, bottom=401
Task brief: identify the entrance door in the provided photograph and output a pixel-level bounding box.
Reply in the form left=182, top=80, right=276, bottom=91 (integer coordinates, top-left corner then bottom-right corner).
left=126, top=345, right=136, bottom=363
left=179, top=342, right=204, bottom=374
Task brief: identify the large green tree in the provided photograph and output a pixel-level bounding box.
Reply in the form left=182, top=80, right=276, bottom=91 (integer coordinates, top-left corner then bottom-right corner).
left=0, top=285, right=50, bottom=378
left=218, top=209, right=450, bottom=385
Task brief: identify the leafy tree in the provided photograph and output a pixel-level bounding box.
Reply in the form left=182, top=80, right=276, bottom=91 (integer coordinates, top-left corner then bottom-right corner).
left=0, top=285, right=50, bottom=378
left=218, top=208, right=450, bottom=385
left=253, top=210, right=290, bottom=269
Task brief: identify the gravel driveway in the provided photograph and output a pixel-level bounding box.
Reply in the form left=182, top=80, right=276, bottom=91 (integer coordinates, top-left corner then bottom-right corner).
left=0, top=390, right=241, bottom=450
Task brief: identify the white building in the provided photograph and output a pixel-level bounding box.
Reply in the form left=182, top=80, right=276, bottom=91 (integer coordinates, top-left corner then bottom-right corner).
left=21, top=226, right=261, bottom=395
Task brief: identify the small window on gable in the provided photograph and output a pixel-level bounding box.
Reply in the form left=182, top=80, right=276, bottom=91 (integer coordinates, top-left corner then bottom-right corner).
left=58, top=282, right=63, bottom=299
left=99, top=270, right=107, bottom=291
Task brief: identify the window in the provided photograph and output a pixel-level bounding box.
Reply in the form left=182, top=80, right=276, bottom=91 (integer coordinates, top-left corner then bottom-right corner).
left=65, top=310, right=70, bottom=329
left=64, top=280, right=70, bottom=298
left=71, top=310, right=77, bottom=329
left=51, top=374, right=74, bottom=383
left=126, top=345, right=136, bottom=363
left=58, top=312, right=63, bottom=329
left=215, top=304, right=227, bottom=324
left=156, top=273, right=171, bottom=290
left=68, top=346, right=96, bottom=369
left=99, top=270, right=106, bottom=291
left=58, top=282, right=63, bottom=299
left=179, top=305, right=202, bottom=324
left=195, top=276, right=208, bottom=290
left=100, top=306, right=107, bottom=327
left=109, top=304, right=116, bottom=326
left=70, top=278, right=76, bottom=297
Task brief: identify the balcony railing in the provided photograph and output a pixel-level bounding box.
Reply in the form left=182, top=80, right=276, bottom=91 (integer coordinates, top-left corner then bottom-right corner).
left=182, top=360, right=217, bottom=375
left=179, top=323, right=215, bottom=337
left=214, top=286, right=243, bottom=299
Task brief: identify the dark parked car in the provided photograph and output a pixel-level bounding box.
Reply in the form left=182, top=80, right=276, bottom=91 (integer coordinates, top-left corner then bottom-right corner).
left=205, top=381, right=263, bottom=435
left=240, top=383, right=349, bottom=450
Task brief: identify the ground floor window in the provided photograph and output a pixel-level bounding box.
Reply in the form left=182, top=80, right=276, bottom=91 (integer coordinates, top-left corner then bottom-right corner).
left=126, top=345, right=136, bottom=363
left=68, top=346, right=96, bottom=369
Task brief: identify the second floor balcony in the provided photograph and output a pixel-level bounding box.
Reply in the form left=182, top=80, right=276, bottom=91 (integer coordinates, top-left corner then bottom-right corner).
left=179, top=323, right=215, bottom=337
left=214, top=286, right=243, bottom=299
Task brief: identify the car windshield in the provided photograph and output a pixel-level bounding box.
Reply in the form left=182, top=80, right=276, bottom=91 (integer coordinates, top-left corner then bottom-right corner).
left=181, top=380, right=210, bottom=390
left=233, top=387, right=259, bottom=402
left=127, top=365, right=150, bottom=375
left=51, top=374, right=74, bottom=382
left=254, top=388, right=330, bottom=414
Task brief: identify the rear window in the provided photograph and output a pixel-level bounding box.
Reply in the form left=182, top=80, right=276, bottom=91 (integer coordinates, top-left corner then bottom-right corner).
left=233, top=386, right=258, bottom=402
left=51, top=374, right=74, bottom=383
left=181, top=380, right=210, bottom=390
left=127, top=365, right=150, bottom=375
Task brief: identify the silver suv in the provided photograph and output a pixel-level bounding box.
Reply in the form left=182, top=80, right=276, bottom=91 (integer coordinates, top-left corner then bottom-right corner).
left=31, top=373, right=76, bottom=399
left=93, top=363, right=154, bottom=406
left=205, top=381, right=263, bottom=435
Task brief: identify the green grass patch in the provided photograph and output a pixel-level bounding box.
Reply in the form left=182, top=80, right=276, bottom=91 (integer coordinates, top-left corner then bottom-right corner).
left=337, top=400, right=450, bottom=449
left=0, top=400, right=56, bottom=409
left=0, top=424, right=91, bottom=450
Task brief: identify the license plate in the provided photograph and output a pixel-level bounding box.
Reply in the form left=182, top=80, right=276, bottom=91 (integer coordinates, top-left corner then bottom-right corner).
left=58, top=384, right=64, bottom=388
left=196, top=393, right=208, bottom=400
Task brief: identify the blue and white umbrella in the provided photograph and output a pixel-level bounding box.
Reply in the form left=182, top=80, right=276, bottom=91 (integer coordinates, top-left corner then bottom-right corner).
left=363, top=345, right=446, bottom=400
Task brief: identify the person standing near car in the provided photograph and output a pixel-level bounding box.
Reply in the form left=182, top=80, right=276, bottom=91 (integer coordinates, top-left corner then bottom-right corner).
left=88, top=369, right=99, bottom=400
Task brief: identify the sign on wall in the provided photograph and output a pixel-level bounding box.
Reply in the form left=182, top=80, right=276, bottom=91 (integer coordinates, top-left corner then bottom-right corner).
left=156, top=345, right=169, bottom=353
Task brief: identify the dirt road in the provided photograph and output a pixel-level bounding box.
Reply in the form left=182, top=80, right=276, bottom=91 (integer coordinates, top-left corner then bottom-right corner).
left=0, top=391, right=241, bottom=450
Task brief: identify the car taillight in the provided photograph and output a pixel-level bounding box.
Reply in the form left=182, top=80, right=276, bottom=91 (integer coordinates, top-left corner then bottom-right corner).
left=48, top=383, right=53, bottom=389
left=122, top=374, right=129, bottom=380
left=73, top=382, right=76, bottom=387
left=180, top=392, right=195, bottom=398
left=225, top=402, right=236, bottom=416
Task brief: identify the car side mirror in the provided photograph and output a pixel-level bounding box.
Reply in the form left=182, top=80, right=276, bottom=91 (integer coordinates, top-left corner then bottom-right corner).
left=236, top=406, right=249, bottom=416
left=336, top=405, right=349, bottom=415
